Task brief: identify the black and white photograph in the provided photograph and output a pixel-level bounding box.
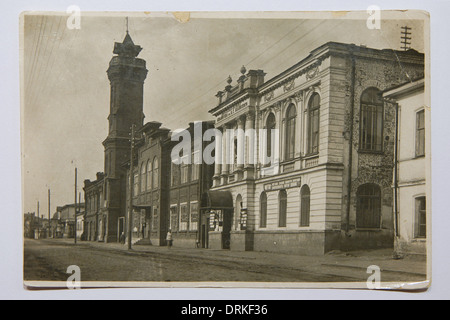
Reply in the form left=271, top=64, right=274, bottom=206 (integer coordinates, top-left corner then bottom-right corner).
left=19, top=9, right=431, bottom=291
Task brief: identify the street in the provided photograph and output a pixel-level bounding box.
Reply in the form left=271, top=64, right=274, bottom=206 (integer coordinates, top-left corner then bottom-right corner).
left=24, top=239, right=427, bottom=285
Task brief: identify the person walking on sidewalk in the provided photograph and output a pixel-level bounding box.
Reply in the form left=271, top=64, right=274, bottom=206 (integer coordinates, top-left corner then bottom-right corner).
left=166, top=229, right=173, bottom=249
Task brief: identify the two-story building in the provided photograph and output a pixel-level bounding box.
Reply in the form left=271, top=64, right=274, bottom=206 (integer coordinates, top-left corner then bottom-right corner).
left=204, top=42, right=425, bottom=255
left=383, top=77, right=428, bottom=257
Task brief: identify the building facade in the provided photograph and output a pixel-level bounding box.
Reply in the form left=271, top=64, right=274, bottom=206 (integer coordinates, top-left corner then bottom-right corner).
left=84, top=172, right=105, bottom=241
left=205, top=42, right=424, bottom=255
left=167, top=121, right=215, bottom=248
left=383, top=78, right=428, bottom=256
left=125, top=121, right=215, bottom=248
left=126, top=121, right=171, bottom=246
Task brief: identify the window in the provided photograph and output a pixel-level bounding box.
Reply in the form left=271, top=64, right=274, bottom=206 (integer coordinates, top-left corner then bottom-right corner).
left=279, top=189, right=287, bottom=227
left=153, top=157, right=159, bottom=189
left=133, top=172, right=139, bottom=197
left=307, top=93, right=320, bottom=155
left=266, top=113, right=276, bottom=160
left=191, top=151, right=200, bottom=181
left=179, top=203, right=188, bottom=231
left=416, top=110, right=425, bottom=157
left=152, top=207, right=158, bottom=231
left=171, top=162, right=180, bottom=186
left=300, top=185, right=310, bottom=227
left=146, top=160, right=152, bottom=191
left=285, top=104, right=297, bottom=160
left=190, top=202, right=199, bottom=231
left=360, top=88, right=383, bottom=152
left=180, top=155, right=189, bottom=184
left=260, top=192, right=267, bottom=228
left=170, top=205, right=178, bottom=232
left=415, top=197, right=426, bottom=238
left=356, top=184, right=381, bottom=229
left=140, top=163, right=146, bottom=193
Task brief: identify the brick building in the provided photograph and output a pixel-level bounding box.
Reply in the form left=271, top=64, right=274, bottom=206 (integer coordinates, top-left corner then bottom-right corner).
left=204, top=42, right=424, bottom=255
left=125, top=121, right=215, bottom=248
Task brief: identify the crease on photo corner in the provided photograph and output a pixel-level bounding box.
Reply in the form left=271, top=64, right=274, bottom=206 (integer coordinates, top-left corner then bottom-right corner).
left=171, top=12, right=191, bottom=23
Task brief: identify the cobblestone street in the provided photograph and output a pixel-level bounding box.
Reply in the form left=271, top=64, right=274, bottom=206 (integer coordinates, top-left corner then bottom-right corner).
left=24, top=239, right=427, bottom=288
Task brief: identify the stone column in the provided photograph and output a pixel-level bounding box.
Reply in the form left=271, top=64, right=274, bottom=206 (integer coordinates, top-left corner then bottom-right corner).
left=213, top=126, right=222, bottom=187
left=221, top=123, right=230, bottom=185
left=245, top=111, right=255, bottom=169
left=236, top=116, right=245, bottom=171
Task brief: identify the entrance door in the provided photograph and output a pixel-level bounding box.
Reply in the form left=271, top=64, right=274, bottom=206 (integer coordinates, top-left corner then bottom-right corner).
left=118, top=217, right=125, bottom=242
left=200, top=210, right=209, bottom=248
left=222, top=209, right=232, bottom=249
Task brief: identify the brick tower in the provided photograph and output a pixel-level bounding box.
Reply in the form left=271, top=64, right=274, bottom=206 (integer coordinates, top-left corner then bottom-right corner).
left=102, top=32, right=148, bottom=242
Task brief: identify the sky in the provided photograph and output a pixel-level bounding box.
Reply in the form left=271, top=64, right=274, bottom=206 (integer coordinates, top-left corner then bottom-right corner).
left=21, top=11, right=426, bottom=217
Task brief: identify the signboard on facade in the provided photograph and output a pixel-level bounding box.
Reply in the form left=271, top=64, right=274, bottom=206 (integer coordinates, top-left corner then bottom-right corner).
left=240, top=208, right=248, bottom=230
left=263, top=177, right=301, bottom=191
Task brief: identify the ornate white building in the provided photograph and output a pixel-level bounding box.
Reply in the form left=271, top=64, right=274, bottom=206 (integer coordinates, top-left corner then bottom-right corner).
left=202, top=42, right=425, bottom=255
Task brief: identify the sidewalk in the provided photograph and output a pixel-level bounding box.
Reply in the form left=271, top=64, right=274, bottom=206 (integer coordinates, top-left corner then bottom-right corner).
left=58, top=239, right=428, bottom=284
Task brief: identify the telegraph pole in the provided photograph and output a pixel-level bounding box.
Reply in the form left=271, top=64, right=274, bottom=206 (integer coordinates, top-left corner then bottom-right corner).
left=401, top=26, right=412, bottom=51
left=74, top=167, right=77, bottom=244
left=127, top=124, right=135, bottom=250
left=48, top=189, right=51, bottom=238
left=37, top=201, right=39, bottom=239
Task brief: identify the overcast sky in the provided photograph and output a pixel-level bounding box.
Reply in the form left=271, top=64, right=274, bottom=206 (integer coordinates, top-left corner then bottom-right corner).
left=22, top=11, right=426, bottom=216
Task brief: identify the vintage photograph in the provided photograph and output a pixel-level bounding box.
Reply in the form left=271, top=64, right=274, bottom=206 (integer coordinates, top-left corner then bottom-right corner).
left=21, top=10, right=430, bottom=289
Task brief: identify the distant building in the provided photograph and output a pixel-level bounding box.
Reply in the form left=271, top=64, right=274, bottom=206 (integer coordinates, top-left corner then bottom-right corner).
left=23, top=212, right=49, bottom=239
left=84, top=172, right=105, bottom=241
left=383, top=78, right=428, bottom=256
left=55, top=203, right=85, bottom=238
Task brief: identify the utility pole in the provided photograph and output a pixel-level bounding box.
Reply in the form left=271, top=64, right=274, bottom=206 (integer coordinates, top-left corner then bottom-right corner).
left=36, top=201, right=40, bottom=239
left=74, top=167, right=77, bottom=244
left=128, top=124, right=135, bottom=250
left=48, top=189, right=51, bottom=238
left=401, top=26, right=412, bottom=51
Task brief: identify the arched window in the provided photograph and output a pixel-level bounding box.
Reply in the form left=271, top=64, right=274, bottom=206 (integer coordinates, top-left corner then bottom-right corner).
left=300, top=185, right=311, bottom=227
left=260, top=192, right=267, bottom=228
left=153, top=157, right=159, bottom=189
left=146, top=160, right=152, bottom=191
left=356, top=183, right=381, bottom=229
left=307, top=93, right=320, bottom=155
left=140, top=163, right=146, bottom=193
left=279, top=189, right=287, bottom=227
left=285, top=104, right=297, bottom=160
left=360, top=88, right=383, bottom=152
left=266, top=113, right=276, bottom=160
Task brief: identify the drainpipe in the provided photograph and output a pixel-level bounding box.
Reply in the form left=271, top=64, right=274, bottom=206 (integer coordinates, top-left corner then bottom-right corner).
left=393, top=101, right=400, bottom=238
left=345, top=54, right=356, bottom=233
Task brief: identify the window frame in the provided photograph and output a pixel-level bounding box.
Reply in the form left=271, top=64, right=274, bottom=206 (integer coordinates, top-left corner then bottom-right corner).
left=300, top=185, right=311, bottom=227
left=266, top=112, right=276, bottom=161
left=415, top=109, right=425, bottom=157
left=359, top=88, right=384, bottom=153
left=415, top=196, right=426, bottom=239
left=285, top=104, right=297, bottom=161
left=278, top=189, right=287, bottom=228
left=307, top=93, right=320, bottom=156
left=260, top=192, right=267, bottom=228
left=356, top=183, right=382, bottom=230
left=152, top=157, right=159, bottom=189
